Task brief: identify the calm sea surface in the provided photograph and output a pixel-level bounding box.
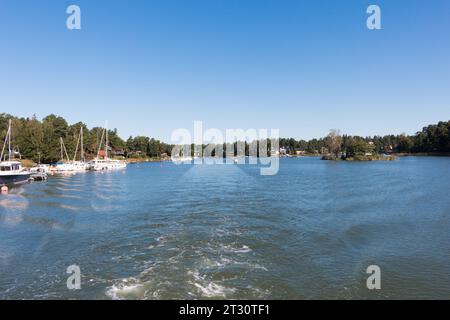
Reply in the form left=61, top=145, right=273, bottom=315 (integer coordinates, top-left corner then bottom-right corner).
left=1, top=157, right=449, bottom=299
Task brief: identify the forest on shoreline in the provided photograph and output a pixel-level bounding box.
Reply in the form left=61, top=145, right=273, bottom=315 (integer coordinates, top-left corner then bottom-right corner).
left=1, top=113, right=449, bottom=163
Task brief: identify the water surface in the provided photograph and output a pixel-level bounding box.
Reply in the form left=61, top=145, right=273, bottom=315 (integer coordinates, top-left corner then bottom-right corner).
left=1, top=157, right=449, bottom=299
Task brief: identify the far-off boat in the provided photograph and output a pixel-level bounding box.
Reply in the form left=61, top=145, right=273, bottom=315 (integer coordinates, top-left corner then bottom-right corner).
left=51, top=127, right=89, bottom=173
left=0, top=120, right=31, bottom=186
left=50, top=137, right=78, bottom=172
left=89, top=122, right=127, bottom=171
left=70, top=126, right=89, bottom=171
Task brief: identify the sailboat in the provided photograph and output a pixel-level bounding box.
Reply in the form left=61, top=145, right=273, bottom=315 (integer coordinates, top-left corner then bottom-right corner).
left=89, top=122, right=126, bottom=171
left=51, top=137, right=77, bottom=172
left=71, top=126, right=89, bottom=171
left=0, top=119, right=31, bottom=186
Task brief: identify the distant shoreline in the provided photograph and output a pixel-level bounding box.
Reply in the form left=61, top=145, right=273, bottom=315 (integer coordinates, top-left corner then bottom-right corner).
left=393, top=152, right=450, bottom=157
left=126, top=157, right=171, bottom=164
left=19, top=152, right=450, bottom=167
left=2, top=115, right=449, bottom=164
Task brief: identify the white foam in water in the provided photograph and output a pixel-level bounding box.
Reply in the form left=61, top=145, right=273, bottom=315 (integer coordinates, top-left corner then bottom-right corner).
left=202, top=255, right=268, bottom=272
left=106, top=278, right=146, bottom=300
left=188, top=271, right=236, bottom=298
left=202, top=256, right=233, bottom=268
left=234, top=245, right=252, bottom=253
left=217, top=243, right=252, bottom=254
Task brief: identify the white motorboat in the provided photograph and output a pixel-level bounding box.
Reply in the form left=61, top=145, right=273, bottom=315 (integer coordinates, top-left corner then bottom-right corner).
left=89, top=158, right=127, bottom=171
left=0, top=161, right=31, bottom=186
left=0, top=120, right=31, bottom=186
left=30, top=164, right=50, bottom=174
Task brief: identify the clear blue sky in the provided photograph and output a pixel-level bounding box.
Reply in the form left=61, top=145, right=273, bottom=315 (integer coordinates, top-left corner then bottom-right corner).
left=1, top=0, right=449, bottom=141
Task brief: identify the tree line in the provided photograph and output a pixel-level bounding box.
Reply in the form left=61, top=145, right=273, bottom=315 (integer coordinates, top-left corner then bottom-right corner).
left=0, top=113, right=172, bottom=163
left=281, top=121, right=450, bottom=156
left=1, top=113, right=449, bottom=163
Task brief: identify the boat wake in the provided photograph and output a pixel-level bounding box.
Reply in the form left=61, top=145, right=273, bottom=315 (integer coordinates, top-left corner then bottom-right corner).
left=105, top=229, right=270, bottom=300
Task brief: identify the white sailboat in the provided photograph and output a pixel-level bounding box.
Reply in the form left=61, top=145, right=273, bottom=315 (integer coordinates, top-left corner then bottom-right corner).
left=51, top=137, right=77, bottom=172
left=89, top=122, right=127, bottom=171
left=51, top=126, right=90, bottom=173
left=0, top=119, right=31, bottom=186
left=71, top=126, right=89, bottom=172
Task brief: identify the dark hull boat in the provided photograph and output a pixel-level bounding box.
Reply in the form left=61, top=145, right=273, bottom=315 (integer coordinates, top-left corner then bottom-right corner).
left=1, top=120, right=31, bottom=187
left=0, top=170, right=31, bottom=186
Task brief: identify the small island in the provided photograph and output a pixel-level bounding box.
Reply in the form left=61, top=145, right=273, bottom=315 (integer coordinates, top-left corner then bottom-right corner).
left=320, top=130, right=397, bottom=161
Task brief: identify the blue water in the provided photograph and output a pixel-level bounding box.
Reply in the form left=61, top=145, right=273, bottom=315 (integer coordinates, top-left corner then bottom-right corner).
left=1, top=157, right=450, bottom=299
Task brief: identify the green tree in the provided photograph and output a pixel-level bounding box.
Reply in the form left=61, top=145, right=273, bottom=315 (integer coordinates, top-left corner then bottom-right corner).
left=325, top=129, right=342, bottom=158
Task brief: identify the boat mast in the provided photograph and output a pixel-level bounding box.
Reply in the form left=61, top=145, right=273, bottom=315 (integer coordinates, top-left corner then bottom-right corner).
left=8, top=119, right=11, bottom=161
left=60, top=137, right=70, bottom=161
left=105, top=121, right=108, bottom=160
left=60, top=137, right=64, bottom=161
left=1, top=120, right=11, bottom=161
left=81, top=127, right=84, bottom=162
left=73, top=129, right=81, bottom=161
left=72, top=126, right=85, bottom=162
left=64, top=141, right=70, bottom=161
left=0, top=130, right=4, bottom=161
left=96, top=128, right=105, bottom=159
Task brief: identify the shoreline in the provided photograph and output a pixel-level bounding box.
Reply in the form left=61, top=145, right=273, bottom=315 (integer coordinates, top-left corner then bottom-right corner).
left=393, top=152, right=450, bottom=157
left=19, top=152, right=450, bottom=167
left=126, top=157, right=171, bottom=164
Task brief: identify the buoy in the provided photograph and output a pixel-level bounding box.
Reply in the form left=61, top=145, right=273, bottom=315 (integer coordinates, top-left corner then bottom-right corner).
left=1, top=185, right=8, bottom=194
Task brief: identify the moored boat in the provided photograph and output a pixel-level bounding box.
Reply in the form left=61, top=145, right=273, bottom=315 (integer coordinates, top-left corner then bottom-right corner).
left=0, top=161, right=31, bottom=186
left=51, top=136, right=88, bottom=172
left=30, top=164, right=50, bottom=174
left=70, top=126, right=89, bottom=172
left=0, top=120, right=31, bottom=186
left=50, top=140, right=73, bottom=172
left=89, top=122, right=127, bottom=171
left=30, top=171, right=48, bottom=181
left=89, top=158, right=127, bottom=171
